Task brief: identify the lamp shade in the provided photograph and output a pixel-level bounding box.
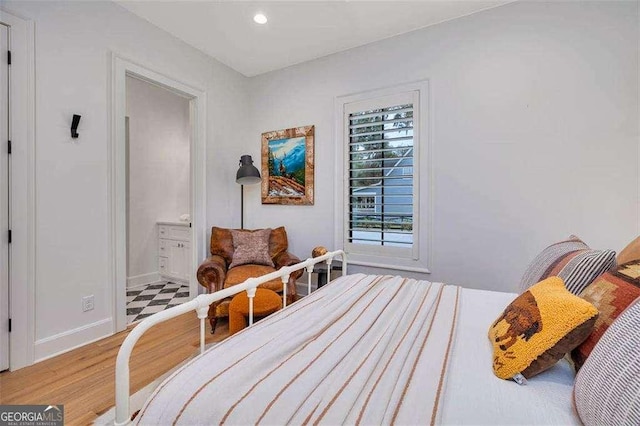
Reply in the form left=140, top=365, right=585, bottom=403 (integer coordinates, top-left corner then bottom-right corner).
left=236, top=155, right=261, bottom=185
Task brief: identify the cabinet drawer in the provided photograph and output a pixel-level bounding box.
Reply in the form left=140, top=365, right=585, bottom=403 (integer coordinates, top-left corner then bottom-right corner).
left=159, top=239, right=168, bottom=255
left=159, top=257, right=168, bottom=273
left=158, top=225, right=169, bottom=239
left=158, top=225, right=190, bottom=242
left=168, top=226, right=190, bottom=242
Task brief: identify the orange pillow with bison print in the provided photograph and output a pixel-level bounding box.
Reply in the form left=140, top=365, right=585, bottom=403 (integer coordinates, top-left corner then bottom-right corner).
left=489, top=277, right=598, bottom=382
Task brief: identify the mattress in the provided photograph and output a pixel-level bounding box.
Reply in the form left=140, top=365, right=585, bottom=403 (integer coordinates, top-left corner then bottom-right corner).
left=440, top=288, right=579, bottom=425
left=136, top=274, right=579, bottom=425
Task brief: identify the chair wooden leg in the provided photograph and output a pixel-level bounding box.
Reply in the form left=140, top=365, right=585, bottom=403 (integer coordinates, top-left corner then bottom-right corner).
left=286, top=280, right=298, bottom=305
left=286, top=293, right=296, bottom=306
left=209, top=317, right=217, bottom=334
left=207, top=302, right=218, bottom=334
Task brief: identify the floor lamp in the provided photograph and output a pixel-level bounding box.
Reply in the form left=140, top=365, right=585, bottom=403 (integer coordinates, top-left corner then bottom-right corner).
left=236, top=155, right=261, bottom=229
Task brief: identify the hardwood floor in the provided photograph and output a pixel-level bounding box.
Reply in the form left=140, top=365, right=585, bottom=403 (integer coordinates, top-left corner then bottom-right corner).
left=0, top=313, right=229, bottom=425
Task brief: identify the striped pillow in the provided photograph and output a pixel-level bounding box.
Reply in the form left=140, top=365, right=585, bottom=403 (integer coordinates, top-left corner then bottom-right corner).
left=519, top=235, right=616, bottom=294
left=574, top=298, right=640, bottom=426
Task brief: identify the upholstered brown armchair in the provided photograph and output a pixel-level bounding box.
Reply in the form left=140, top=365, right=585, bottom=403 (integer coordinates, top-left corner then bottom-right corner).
left=197, top=226, right=302, bottom=333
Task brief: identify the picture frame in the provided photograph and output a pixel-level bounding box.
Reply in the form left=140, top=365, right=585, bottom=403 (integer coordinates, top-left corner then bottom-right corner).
left=261, top=125, right=315, bottom=205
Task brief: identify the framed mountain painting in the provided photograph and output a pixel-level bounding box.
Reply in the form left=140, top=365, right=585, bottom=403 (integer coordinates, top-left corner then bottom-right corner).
left=261, top=125, right=314, bottom=205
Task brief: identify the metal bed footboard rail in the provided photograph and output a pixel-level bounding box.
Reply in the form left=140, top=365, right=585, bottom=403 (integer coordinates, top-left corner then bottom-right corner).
left=114, top=249, right=346, bottom=425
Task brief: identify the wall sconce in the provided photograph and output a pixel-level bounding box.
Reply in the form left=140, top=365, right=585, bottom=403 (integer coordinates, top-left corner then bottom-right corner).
left=71, top=114, right=81, bottom=138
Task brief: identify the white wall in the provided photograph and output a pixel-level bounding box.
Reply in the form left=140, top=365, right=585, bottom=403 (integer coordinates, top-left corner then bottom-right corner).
left=126, top=76, right=190, bottom=284
left=2, top=0, right=248, bottom=361
left=3, top=0, right=638, bottom=364
left=246, top=1, right=639, bottom=293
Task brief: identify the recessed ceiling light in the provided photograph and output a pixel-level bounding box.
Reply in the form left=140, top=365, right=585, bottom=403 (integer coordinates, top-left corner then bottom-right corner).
left=253, top=13, right=267, bottom=25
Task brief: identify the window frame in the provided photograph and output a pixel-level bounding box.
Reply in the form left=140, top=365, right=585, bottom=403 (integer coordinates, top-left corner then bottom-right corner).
left=334, top=81, right=431, bottom=273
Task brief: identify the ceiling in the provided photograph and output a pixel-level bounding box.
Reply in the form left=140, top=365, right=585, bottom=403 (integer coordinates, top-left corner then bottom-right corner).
left=117, top=1, right=512, bottom=77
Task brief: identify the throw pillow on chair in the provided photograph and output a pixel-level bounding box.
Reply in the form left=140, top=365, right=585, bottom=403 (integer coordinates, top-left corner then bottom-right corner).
left=196, top=226, right=302, bottom=333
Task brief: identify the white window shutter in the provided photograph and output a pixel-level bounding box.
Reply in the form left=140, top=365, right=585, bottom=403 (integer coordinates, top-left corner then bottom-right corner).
left=347, top=102, right=414, bottom=249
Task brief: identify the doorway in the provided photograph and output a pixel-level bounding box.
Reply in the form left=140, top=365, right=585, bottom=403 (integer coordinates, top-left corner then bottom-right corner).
left=111, top=55, right=206, bottom=333
left=124, top=76, right=191, bottom=324
left=0, top=23, right=9, bottom=371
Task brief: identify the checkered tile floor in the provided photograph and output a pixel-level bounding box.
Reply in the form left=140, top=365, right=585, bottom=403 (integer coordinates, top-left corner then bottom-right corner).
left=126, top=281, right=190, bottom=324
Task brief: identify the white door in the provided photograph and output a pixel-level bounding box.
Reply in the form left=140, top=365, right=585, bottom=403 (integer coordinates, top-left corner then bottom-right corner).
left=167, top=240, right=183, bottom=280
left=0, top=24, right=10, bottom=372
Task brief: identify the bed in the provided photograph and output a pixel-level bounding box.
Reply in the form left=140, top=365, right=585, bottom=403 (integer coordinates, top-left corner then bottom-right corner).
left=114, top=250, right=580, bottom=425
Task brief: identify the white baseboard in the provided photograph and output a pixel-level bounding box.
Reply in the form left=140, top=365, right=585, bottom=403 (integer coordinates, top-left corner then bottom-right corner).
left=159, top=274, right=188, bottom=284
left=127, top=272, right=161, bottom=289
left=34, top=318, right=112, bottom=362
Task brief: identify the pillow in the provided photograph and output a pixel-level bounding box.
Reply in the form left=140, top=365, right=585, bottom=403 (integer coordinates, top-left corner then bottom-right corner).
left=519, top=235, right=616, bottom=295
left=489, top=277, right=598, bottom=381
left=573, top=298, right=640, bottom=426
left=210, top=226, right=288, bottom=264
left=571, top=259, right=640, bottom=369
left=617, top=235, right=640, bottom=265
left=229, top=228, right=274, bottom=269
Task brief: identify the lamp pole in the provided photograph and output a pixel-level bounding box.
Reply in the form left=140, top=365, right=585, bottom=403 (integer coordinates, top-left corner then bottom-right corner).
left=240, top=184, right=244, bottom=229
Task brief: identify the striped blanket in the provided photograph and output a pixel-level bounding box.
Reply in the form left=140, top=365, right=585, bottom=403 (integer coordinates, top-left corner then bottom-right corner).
left=136, top=274, right=460, bottom=425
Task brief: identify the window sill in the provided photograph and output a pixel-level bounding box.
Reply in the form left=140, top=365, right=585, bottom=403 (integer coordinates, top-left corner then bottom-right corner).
left=346, top=259, right=431, bottom=274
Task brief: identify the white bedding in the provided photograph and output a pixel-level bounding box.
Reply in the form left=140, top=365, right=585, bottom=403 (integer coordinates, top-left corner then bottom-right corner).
left=136, top=275, right=580, bottom=425
left=441, top=288, right=579, bottom=425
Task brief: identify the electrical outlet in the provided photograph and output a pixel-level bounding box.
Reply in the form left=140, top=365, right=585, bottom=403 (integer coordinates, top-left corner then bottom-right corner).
left=82, top=295, right=94, bottom=312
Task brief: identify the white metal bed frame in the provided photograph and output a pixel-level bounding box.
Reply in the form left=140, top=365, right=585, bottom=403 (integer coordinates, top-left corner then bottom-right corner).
left=114, top=249, right=346, bottom=425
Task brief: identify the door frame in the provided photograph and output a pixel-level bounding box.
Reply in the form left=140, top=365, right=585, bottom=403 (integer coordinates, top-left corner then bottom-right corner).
left=0, top=9, right=36, bottom=370
left=110, top=54, right=206, bottom=332
left=0, top=21, right=9, bottom=372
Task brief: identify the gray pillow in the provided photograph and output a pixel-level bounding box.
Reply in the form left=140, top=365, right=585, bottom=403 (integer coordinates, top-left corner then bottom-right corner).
left=229, top=228, right=274, bottom=269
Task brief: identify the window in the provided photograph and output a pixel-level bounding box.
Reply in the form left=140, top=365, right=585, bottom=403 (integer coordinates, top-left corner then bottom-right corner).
left=336, top=82, right=429, bottom=272
left=348, top=102, right=414, bottom=249
left=352, top=194, right=376, bottom=213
